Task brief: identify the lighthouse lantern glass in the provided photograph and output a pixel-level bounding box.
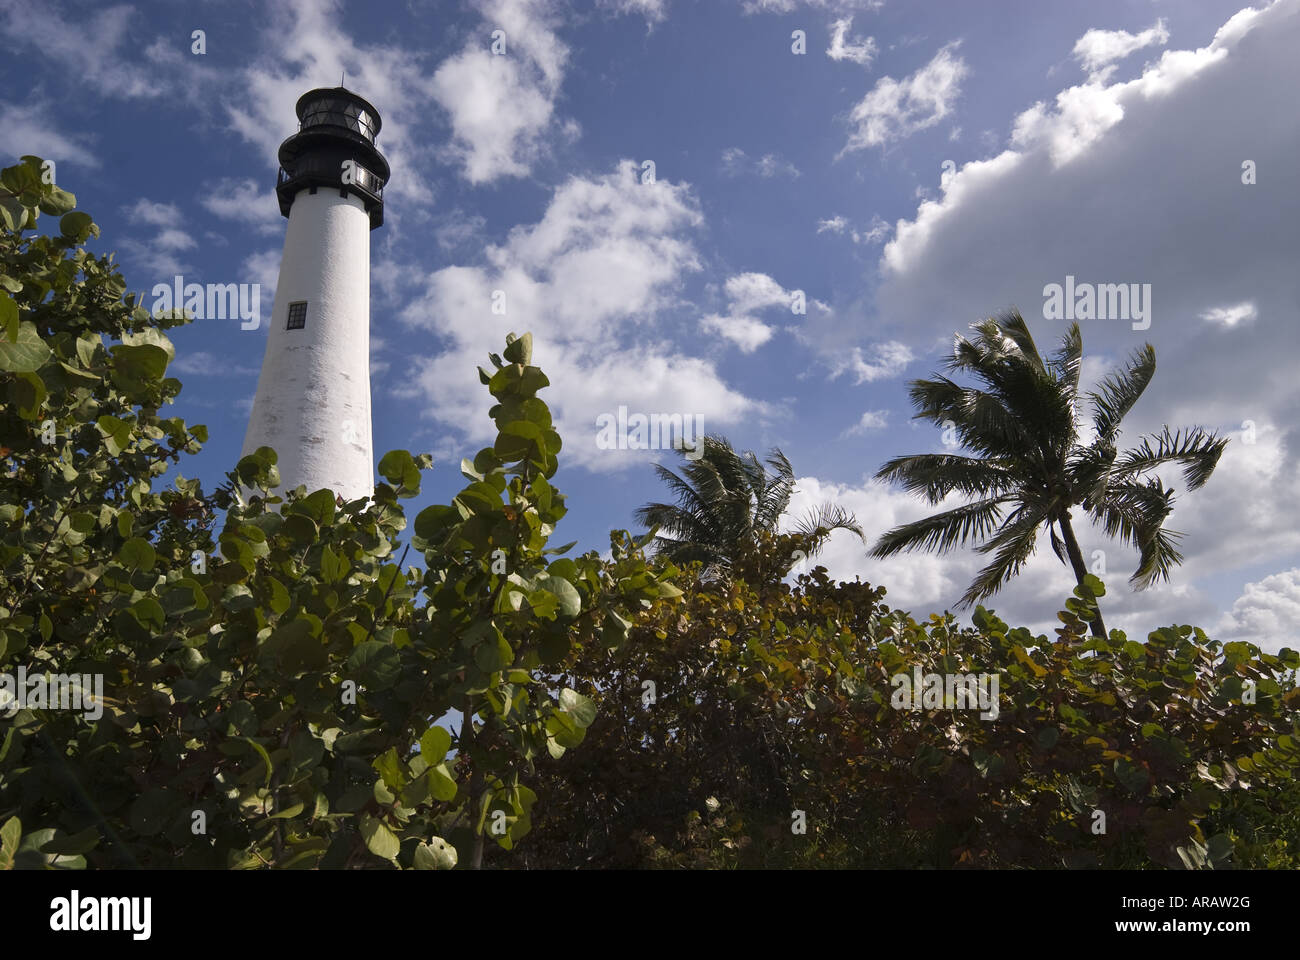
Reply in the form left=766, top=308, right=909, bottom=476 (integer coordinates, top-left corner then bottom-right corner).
left=300, top=97, right=378, bottom=142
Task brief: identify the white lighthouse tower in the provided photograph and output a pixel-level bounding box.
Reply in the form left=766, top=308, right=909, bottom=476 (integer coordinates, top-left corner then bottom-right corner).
left=241, top=86, right=391, bottom=501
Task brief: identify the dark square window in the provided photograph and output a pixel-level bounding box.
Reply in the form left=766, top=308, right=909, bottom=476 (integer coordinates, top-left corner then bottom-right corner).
left=287, top=301, right=307, bottom=330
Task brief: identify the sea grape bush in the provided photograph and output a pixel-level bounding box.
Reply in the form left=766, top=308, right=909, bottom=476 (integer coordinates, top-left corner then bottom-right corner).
left=0, top=157, right=674, bottom=868
left=2, top=155, right=1295, bottom=871
left=529, top=532, right=1300, bottom=869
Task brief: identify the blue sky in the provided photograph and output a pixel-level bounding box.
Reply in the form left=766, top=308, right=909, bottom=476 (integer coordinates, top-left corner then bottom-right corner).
left=4, top=0, right=1298, bottom=649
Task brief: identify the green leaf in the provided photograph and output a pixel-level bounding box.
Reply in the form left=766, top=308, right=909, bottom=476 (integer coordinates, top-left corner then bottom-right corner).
left=372, top=746, right=408, bottom=791
left=8, top=371, right=45, bottom=419
left=59, top=211, right=95, bottom=241
left=39, top=186, right=76, bottom=216
left=96, top=415, right=132, bottom=455
left=244, top=738, right=274, bottom=787
left=428, top=763, right=458, bottom=802
left=559, top=687, right=597, bottom=728
left=267, top=802, right=305, bottom=821
left=502, top=331, right=533, bottom=364
left=420, top=726, right=452, bottom=764
left=0, top=291, right=16, bottom=341
left=121, top=327, right=176, bottom=362
left=377, top=449, right=421, bottom=492
left=414, top=837, right=458, bottom=869
left=0, top=321, right=50, bottom=372
left=39, top=826, right=101, bottom=856
left=536, top=574, right=582, bottom=618
left=0, top=816, right=21, bottom=866
left=347, top=640, right=401, bottom=692
left=359, top=815, right=400, bottom=861
left=118, top=537, right=157, bottom=572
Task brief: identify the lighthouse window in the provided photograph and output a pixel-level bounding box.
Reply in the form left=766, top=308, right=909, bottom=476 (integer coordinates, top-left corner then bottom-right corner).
left=286, top=301, right=308, bottom=330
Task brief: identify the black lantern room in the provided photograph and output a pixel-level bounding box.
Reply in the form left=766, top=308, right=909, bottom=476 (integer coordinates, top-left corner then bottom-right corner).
left=275, top=87, right=391, bottom=229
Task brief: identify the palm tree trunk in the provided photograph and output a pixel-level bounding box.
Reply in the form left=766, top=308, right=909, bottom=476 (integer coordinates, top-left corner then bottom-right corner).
left=1056, top=512, right=1108, bottom=639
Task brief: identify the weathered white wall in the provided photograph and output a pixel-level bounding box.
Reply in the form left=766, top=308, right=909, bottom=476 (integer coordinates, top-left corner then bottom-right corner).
left=241, top=188, right=374, bottom=501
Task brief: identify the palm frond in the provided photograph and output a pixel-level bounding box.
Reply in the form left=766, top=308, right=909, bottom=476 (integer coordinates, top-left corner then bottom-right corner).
left=958, top=508, right=1044, bottom=606
left=1049, top=323, right=1083, bottom=398
left=790, top=504, right=866, bottom=557
left=906, top=377, right=1036, bottom=458
left=874, top=453, right=1019, bottom=505
left=1111, top=426, right=1228, bottom=490
left=1085, top=478, right=1185, bottom=589
left=1088, top=343, right=1156, bottom=441
left=870, top=496, right=1012, bottom=559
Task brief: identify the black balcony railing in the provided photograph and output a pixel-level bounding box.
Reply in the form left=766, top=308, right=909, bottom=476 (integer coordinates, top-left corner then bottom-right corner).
left=277, top=156, right=384, bottom=202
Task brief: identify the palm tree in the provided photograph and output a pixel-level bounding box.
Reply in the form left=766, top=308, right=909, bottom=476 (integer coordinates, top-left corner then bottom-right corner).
left=870, top=310, right=1227, bottom=638
left=636, top=434, right=864, bottom=579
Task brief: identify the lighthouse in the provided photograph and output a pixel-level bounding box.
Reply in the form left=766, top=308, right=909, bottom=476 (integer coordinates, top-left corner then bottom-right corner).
left=241, top=86, right=391, bottom=501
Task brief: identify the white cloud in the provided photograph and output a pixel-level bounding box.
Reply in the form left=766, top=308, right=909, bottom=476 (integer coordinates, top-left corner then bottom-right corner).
left=1073, top=18, right=1170, bottom=81
left=1199, top=301, right=1257, bottom=327
left=431, top=0, right=574, bottom=184
left=241, top=249, right=282, bottom=324
left=200, top=178, right=283, bottom=236
left=223, top=0, right=439, bottom=211
left=173, top=351, right=258, bottom=377
left=0, top=101, right=98, bottom=168
left=742, top=0, right=883, bottom=13
left=123, top=200, right=182, bottom=229
left=398, top=160, right=767, bottom=471
left=843, top=41, right=967, bottom=151
left=867, top=1, right=1300, bottom=637
left=0, top=2, right=158, bottom=99
left=598, top=0, right=667, bottom=24
left=816, top=213, right=890, bottom=245
left=843, top=409, right=888, bottom=436
left=785, top=473, right=1226, bottom=640
left=120, top=199, right=197, bottom=276
left=827, top=16, right=877, bottom=66
left=830, top=341, right=913, bottom=383
left=435, top=212, right=488, bottom=251
left=701, top=313, right=774, bottom=352
left=700, top=271, right=808, bottom=352
left=720, top=146, right=800, bottom=178
left=1218, top=568, right=1300, bottom=653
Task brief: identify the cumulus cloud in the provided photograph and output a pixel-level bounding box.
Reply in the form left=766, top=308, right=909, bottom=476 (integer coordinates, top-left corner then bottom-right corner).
left=830, top=341, right=914, bottom=383
left=742, top=0, right=883, bottom=13
left=784, top=473, right=1224, bottom=640
left=867, top=1, right=1300, bottom=635
left=817, top=212, right=891, bottom=244
left=827, top=16, right=877, bottom=66
left=432, top=0, right=570, bottom=184
left=1073, top=18, right=1170, bottom=81
left=1218, top=568, right=1300, bottom=653
left=0, top=2, right=163, bottom=99
left=120, top=199, right=197, bottom=277
left=598, top=0, right=667, bottom=24
left=842, top=409, right=888, bottom=436
left=199, top=178, right=284, bottom=236
left=843, top=41, right=967, bottom=151
left=0, top=101, right=98, bottom=168
left=720, top=146, right=800, bottom=179
left=1199, top=301, right=1257, bottom=327
left=222, top=0, right=439, bottom=211
left=700, top=272, right=797, bottom=352
left=396, top=160, right=766, bottom=471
